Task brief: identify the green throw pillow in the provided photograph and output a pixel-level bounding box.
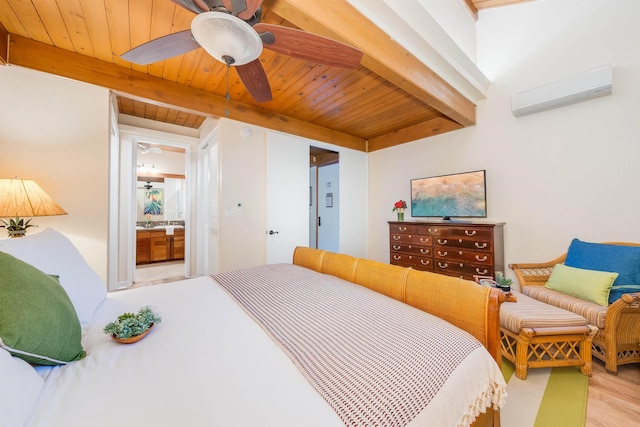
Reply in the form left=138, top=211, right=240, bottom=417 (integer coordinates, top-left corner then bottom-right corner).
left=0, top=251, right=85, bottom=365
left=545, top=263, right=618, bottom=306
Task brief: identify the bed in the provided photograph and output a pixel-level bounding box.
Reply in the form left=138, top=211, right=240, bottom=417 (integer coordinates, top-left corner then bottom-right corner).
left=0, top=229, right=507, bottom=427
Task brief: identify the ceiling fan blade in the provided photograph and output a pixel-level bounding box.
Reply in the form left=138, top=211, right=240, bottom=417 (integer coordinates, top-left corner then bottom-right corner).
left=221, top=0, right=263, bottom=20
left=169, top=0, right=209, bottom=14
left=254, top=23, right=363, bottom=69
left=121, top=30, right=201, bottom=65
left=235, top=59, right=272, bottom=102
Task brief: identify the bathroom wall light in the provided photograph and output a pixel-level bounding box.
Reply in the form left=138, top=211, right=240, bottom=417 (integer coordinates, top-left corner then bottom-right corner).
left=136, top=162, right=156, bottom=172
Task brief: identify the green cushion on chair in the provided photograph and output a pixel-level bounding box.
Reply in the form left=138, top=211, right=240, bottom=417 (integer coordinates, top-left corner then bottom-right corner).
left=0, top=251, right=85, bottom=365
left=545, top=263, right=618, bottom=306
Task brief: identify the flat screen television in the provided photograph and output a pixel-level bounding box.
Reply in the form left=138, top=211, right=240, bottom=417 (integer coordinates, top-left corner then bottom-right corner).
left=410, top=170, right=487, bottom=220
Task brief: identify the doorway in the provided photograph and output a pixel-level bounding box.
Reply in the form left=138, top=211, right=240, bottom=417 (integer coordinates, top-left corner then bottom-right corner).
left=133, top=142, right=187, bottom=286
left=309, top=146, right=339, bottom=252
left=110, top=122, right=196, bottom=291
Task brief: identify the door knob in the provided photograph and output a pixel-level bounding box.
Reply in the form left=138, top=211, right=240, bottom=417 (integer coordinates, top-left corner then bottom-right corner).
left=267, top=230, right=279, bottom=235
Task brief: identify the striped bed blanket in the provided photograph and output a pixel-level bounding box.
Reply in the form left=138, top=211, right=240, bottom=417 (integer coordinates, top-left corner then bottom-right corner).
left=214, top=263, right=506, bottom=427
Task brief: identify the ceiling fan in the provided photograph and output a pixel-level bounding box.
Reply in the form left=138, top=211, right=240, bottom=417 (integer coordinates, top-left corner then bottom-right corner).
left=121, top=0, right=364, bottom=103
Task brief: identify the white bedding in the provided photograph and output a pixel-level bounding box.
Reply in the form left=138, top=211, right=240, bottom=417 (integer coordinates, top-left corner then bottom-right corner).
left=25, top=273, right=504, bottom=427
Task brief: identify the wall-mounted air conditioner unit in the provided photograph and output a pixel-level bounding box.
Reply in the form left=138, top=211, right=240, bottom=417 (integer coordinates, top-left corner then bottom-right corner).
left=511, top=64, right=612, bottom=117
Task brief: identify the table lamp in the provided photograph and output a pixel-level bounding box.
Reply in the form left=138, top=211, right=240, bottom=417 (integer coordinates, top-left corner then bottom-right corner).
left=0, top=178, right=67, bottom=238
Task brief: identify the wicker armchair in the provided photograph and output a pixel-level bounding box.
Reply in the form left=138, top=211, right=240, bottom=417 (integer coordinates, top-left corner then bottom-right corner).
left=509, top=245, right=640, bottom=374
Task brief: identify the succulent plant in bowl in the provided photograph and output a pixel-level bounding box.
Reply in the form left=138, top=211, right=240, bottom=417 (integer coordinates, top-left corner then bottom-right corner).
left=104, top=306, right=161, bottom=343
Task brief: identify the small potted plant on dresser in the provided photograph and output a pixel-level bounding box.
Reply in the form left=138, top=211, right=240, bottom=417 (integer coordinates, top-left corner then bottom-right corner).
left=495, top=271, right=512, bottom=292
left=103, top=306, right=162, bottom=344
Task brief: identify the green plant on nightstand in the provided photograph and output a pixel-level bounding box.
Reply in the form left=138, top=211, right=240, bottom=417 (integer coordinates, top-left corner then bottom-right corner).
left=0, top=217, right=36, bottom=238
left=104, top=306, right=161, bottom=342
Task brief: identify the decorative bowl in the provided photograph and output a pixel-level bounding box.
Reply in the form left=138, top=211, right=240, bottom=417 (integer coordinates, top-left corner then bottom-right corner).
left=111, top=324, right=154, bottom=344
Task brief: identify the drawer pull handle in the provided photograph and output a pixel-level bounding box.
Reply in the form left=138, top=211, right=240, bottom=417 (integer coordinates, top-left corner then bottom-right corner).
left=420, top=260, right=430, bottom=265
left=475, top=242, right=488, bottom=249
left=428, top=228, right=438, bottom=233
left=465, top=230, right=477, bottom=236
left=420, top=248, right=429, bottom=254
left=399, top=227, right=407, bottom=231
left=419, top=237, right=429, bottom=243
left=393, top=255, right=401, bottom=260
left=476, top=268, right=489, bottom=275
left=438, top=250, right=448, bottom=256
left=475, top=255, right=488, bottom=262
left=437, top=239, right=448, bottom=245
left=393, top=235, right=401, bottom=241
left=438, top=262, right=448, bottom=269
left=393, top=245, right=401, bottom=250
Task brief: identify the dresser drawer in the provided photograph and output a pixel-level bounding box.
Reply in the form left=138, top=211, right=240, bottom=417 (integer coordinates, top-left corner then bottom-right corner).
left=389, top=224, right=419, bottom=234
left=438, top=227, right=493, bottom=239
left=390, top=243, right=432, bottom=256
left=433, top=260, right=493, bottom=280
left=390, top=253, right=433, bottom=270
left=390, top=233, right=432, bottom=245
left=433, top=237, right=493, bottom=251
left=433, top=247, right=494, bottom=265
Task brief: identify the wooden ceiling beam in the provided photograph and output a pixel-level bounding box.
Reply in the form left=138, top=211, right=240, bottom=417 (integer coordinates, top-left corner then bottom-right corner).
left=0, top=21, right=8, bottom=64
left=367, top=117, right=462, bottom=152
left=473, top=0, right=534, bottom=10
left=265, top=0, right=476, bottom=128
left=6, top=34, right=367, bottom=151
left=463, top=1, right=479, bottom=20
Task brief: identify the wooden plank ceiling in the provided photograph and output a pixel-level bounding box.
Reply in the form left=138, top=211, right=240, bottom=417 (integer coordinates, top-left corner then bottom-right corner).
left=0, top=0, right=531, bottom=152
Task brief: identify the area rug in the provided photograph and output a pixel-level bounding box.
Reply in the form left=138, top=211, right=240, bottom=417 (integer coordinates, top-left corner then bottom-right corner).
left=500, top=359, right=589, bottom=427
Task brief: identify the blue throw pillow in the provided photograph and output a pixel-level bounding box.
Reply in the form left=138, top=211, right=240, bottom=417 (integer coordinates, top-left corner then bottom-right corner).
left=565, top=238, right=640, bottom=304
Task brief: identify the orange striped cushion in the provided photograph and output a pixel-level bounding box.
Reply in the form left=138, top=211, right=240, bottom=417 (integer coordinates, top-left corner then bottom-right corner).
left=523, top=286, right=607, bottom=329
left=500, top=291, right=587, bottom=332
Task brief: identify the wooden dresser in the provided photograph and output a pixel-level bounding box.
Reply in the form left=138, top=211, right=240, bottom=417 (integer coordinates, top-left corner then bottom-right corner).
left=389, top=221, right=505, bottom=280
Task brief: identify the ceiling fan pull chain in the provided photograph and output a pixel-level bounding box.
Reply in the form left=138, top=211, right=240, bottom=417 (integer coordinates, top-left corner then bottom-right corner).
left=224, top=57, right=234, bottom=117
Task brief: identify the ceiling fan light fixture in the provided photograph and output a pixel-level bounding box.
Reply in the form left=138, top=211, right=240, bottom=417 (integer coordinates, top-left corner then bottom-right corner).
left=191, top=12, right=263, bottom=66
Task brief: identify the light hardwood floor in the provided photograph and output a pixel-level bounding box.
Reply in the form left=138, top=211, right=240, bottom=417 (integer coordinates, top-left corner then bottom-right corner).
left=586, top=360, right=640, bottom=426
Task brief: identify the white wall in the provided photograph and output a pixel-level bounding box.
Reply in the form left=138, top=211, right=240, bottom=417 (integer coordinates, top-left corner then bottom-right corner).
left=217, top=119, right=267, bottom=271
left=0, top=66, right=110, bottom=282
left=367, top=0, right=640, bottom=287
left=421, top=0, right=477, bottom=61
left=216, top=118, right=368, bottom=272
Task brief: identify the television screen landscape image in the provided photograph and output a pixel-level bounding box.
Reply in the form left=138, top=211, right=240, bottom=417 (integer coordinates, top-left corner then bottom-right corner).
left=411, top=170, right=487, bottom=219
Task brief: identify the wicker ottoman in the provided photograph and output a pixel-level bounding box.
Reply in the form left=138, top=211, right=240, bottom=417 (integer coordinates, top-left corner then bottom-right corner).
left=500, top=291, right=598, bottom=379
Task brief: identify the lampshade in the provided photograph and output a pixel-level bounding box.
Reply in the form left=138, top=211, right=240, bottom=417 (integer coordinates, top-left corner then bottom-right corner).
left=0, top=178, right=67, bottom=217
left=191, top=12, right=263, bottom=66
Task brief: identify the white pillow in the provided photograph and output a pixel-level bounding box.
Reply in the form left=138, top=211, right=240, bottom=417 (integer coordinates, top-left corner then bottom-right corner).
left=0, top=228, right=106, bottom=325
left=0, top=348, right=44, bottom=427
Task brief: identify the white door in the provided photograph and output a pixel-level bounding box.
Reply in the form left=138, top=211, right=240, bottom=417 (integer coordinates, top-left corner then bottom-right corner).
left=196, top=129, right=219, bottom=276
left=266, top=132, right=310, bottom=264
left=317, top=163, right=340, bottom=252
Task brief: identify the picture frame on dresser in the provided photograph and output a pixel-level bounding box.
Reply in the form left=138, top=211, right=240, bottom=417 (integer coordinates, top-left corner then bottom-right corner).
left=389, top=221, right=505, bottom=281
